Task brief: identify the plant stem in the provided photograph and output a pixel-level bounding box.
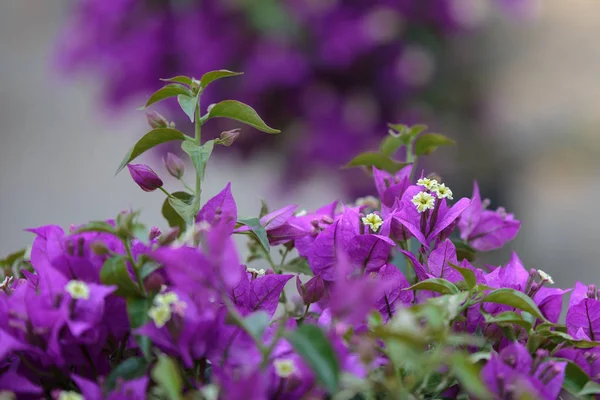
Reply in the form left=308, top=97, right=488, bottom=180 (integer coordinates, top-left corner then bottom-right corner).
left=158, top=187, right=172, bottom=198
left=124, top=240, right=147, bottom=296
left=193, top=95, right=202, bottom=217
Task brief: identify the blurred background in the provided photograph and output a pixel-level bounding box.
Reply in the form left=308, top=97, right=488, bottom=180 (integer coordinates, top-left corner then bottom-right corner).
left=1, top=0, right=598, bottom=289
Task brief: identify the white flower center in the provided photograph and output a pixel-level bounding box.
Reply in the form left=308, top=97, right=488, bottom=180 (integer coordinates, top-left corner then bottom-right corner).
left=361, top=213, right=384, bottom=232
left=247, top=267, right=266, bottom=277
left=58, top=391, right=83, bottom=400
left=65, top=280, right=90, bottom=300
left=274, top=358, right=297, bottom=378
left=411, top=192, right=436, bottom=213
left=432, top=183, right=453, bottom=200
left=538, top=270, right=554, bottom=285
left=417, top=178, right=439, bottom=191
left=148, top=305, right=171, bottom=328
left=149, top=291, right=187, bottom=326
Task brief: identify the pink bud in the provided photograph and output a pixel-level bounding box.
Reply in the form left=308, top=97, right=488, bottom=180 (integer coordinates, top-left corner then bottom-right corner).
left=217, top=128, right=241, bottom=146
left=163, top=152, right=185, bottom=179
left=145, top=111, right=169, bottom=129
left=127, top=164, right=163, bottom=192
left=296, top=275, right=325, bottom=305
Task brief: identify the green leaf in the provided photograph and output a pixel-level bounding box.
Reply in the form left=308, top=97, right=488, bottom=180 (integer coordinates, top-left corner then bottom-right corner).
left=105, top=357, right=147, bottom=392
left=141, top=84, right=191, bottom=109
left=448, top=263, right=476, bottom=290
left=100, top=256, right=140, bottom=297
left=451, top=353, right=491, bottom=399
left=0, top=248, right=27, bottom=267
left=259, top=199, right=269, bottom=218
left=481, top=309, right=533, bottom=330
left=280, top=257, right=313, bottom=275
left=160, top=76, right=193, bottom=86
left=116, top=128, right=187, bottom=174
left=205, top=100, right=280, bottom=134
left=537, top=329, right=600, bottom=348
left=200, top=70, right=243, bottom=89
left=452, top=240, right=477, bottom=262
left=168, top=197, right=195, bottom=227
left=161, top=191, right=194, bottom=232
left=237, top=217, right=270, bottom=253
left=561, top=359, right=592, bottom=396
left=139, top=261, right=162, bottom=281
left=73, top=221, right=117, bottom=235
left=379, top=136, right=404, bottom=157
left=182, top=140, right=214, bottom=182
left=242, top=311, right=269, bottom=341
left=579, top=381, right=600, bottom=396
left=345, top=152, right=410, bottom=173
left=126, top=296, right=153, bottom=329
left=177, top=94, right=198, bottom=122
left=407, top=278, right=459, bottom=295
left=151, top=354, right=183, bottom=400
left=285, top=324, right=340, bottom=393
left=414, top=133, right=455, bottom=156
left=482, top=288, right=548, bottom=322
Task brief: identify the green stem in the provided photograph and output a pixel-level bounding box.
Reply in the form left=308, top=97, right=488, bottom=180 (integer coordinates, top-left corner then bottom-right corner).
left=178, top=178, right=194, bottom=193
left=193, top=95, right=202, bottom=217
left=158, top=186, right=172, bottom=198
left=124, top=240, right=147, bottom=296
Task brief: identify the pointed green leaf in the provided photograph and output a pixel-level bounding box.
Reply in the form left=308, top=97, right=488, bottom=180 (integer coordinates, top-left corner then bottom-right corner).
left=414, top=133, right=455, bottom=156
left=259, top=199, right=269, bottom=218
left=181, top=140, right=214, bottom=182
left=160, top=76, right=193, bottom=86
left=481, top=309, right=533, bottom=330
left=105, top=357, right=148, bottom=392
left=561, top=359, right=592, bottom=396
left=379, top=136, right=404, bottom=157
left=0, top=248, right=27, bottom=268
left=116, top=128, right=187, bottom=174
left=151, top=354, right=183, bottom=400
left=579, top=381, right=600, bottom=396
left=100, top=256, right=140, bottom=297
left=177, top=94, right=197, bottom=122
left=280, top=257, right=313, bottom=275
left=73, top=221, right=117, bottom=235
left=407, top=278, right=459, bottom=295
left=237, top=217, right=270, bottom=253
left=161, top=191, right=194, bottom=233
left=448, top=263, right=476, bottom=290
left=452, top=240, right=477, bottom=262
left=126, top=296, right=153, bottom=329
left=450, top=353, right=491, bottom=399
left=285, top=325, right=340, bottom=393
left=200, top=70, right=243, bottom=89
left=168, top=197, right=195, bottom=227
left=345, top=152, right=410, bottom=173
left=141, top=84, right=191, bottom=109
left=205, top=100, right=280, bottom=134
left=482, top=288, right=548, bottom=322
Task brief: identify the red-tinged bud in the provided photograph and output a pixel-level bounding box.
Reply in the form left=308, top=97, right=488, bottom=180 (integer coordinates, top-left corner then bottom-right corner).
left=127, top=164, right=163, bottom=192
left=163, top=152, right=185, bottom=179
left=158, top=227, right=180, bottom=246
left=144, top=272, right=164, bottom=293
left=296, top=275, right=325, bottom=305
left=217, top=128, right=241, bottom=146
left=148, top=226, right=161, bottom=241
left=145, top=111, right=169, bottom=129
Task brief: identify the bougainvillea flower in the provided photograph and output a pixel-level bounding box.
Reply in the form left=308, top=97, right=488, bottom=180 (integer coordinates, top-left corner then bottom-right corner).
left=127, top=164, right=164, bottom=192
left=458, top=181, right=521, bottom=251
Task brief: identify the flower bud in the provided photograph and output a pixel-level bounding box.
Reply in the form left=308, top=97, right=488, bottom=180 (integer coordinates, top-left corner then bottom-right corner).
left=158, top=227, right=180, bottom=246
left=127, top=164, right=163, bottom=192
left=163, top=152, right=185, bottom=179
left=144, top=271, right=165, bottom=293
left=145, top=111, right=169, bottom=129
left=148, top=226, right=161, bottom=241
left=217, top=129, right=241, bottom=147
left=296, top=275, right=325, bottom=305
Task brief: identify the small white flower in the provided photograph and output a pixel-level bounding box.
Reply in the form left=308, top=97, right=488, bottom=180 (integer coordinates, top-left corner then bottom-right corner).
left=58, top=392, right=83, bottom=400
left=538, top=270, right=554, bottom=285
left=417, top=177, right=438, bottom=190
left=154, top=292, right=180, bottom=307
left=274, top=358, right=297, bottom=378
left=411, top=192, right=436, bottom=213
left=247, top=267, right=266, bottom=277
left=148, top=304, right=172, bottom=328
left=361, top=213, right=384, bottom=232
left=295, top=209, right=308, bottom=217
left=432, top=183, right=453, bottom=200
left=65, top=280, right=90, bottom=300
